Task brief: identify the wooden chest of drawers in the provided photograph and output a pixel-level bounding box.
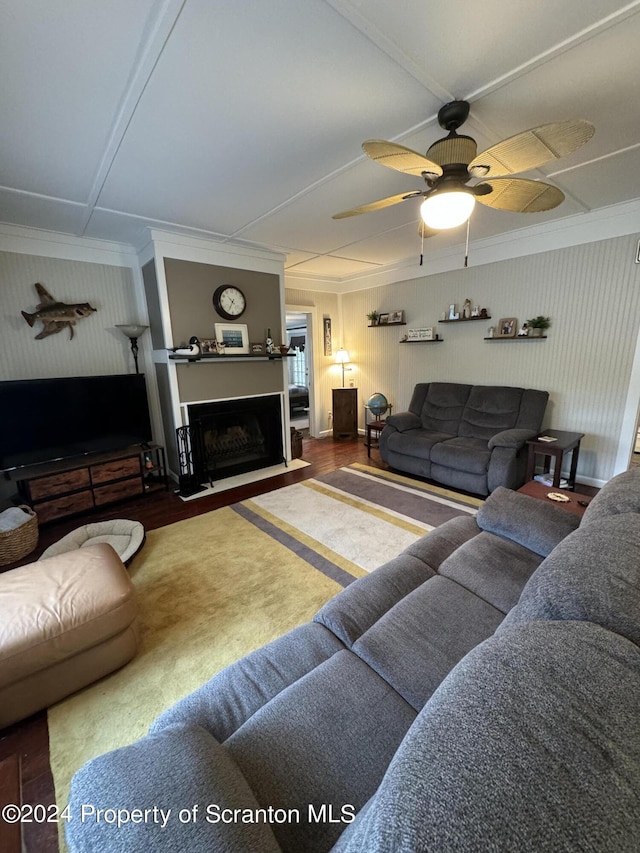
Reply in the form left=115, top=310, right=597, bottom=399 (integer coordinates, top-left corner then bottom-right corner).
left=19, top=450, right=146, bottom=524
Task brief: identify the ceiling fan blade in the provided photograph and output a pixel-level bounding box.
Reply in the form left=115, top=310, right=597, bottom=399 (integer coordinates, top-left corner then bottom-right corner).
left=332, top=191, right=422, bottom=219
left=475, top=178, right=564, bottom=212
left=363, top=140, right=443, bottom=178
left=468, top=119, right=594, bottom=178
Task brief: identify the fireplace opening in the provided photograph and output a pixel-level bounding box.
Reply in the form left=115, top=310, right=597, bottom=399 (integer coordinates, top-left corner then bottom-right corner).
left=187, top=394, right=283, bottom=483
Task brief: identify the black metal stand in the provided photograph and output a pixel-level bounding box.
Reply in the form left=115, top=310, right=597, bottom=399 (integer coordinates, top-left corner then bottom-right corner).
left=175, top=426, right=206, bottom=497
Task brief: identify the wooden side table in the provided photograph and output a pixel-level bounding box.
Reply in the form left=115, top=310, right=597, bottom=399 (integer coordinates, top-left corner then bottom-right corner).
left=365, top=420, right=387, bottom=456
left=525, top=430, right=585, bottom=490
left=517, top=481, right=592, bottom=518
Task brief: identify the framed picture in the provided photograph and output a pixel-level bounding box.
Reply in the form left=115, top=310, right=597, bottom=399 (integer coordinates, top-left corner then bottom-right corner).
left=498, top=317, right=517, bottom=338
left=214, top=323, right=249, bottom=353
left=378, top=313, right=389, bottom=325
left=199, top=338, right=216, bottom=353
left=389, top=310, right=404, bottom=324
left=324, top=317, right=332, bottom=356
left=250, top=341, right=265, bottom=354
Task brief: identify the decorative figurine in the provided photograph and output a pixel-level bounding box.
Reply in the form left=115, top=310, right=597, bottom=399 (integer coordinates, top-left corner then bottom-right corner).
left=462, top=298, right=471, bottom=319
left=21, top=282, right=96, bottom=340
left=265, top=328, right=273, bottom=354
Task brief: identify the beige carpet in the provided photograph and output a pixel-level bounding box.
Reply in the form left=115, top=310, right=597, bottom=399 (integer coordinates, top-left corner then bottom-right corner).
left=48, top=465, right=481, bottom=850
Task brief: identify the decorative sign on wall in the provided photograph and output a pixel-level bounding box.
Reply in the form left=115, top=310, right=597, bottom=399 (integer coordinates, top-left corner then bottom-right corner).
left=408, top=328, right=434, bottom=341
left=21, top=282, right=96, bottom=340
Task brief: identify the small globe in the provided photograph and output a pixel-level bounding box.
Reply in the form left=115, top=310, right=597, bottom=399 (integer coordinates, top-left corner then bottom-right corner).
left=367, top=392, right=389, bottom=418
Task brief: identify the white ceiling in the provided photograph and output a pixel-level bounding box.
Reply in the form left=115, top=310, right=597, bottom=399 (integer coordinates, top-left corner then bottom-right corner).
left=2, top=0, right=639, bottom=282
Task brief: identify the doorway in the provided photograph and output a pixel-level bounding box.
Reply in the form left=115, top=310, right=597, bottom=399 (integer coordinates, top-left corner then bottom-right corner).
left=285, top=309, right=315, bottom=435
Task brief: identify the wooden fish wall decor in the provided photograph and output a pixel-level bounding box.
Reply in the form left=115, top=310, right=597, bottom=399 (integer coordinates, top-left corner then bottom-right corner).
left=21, top=283, right=97, bottom=340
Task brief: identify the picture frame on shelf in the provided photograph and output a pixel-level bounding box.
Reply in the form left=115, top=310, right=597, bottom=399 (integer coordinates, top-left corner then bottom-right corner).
left=251, top=342, right=265, bottom=354
left=199, top=338, right=216, bottom=353
left=378, top=312, right=389, bottom=325
left=214, top=323, right=249, bottom=353
left=389, top=310, right=404, bottom=324
left=497, top=317, right=517, bottom=338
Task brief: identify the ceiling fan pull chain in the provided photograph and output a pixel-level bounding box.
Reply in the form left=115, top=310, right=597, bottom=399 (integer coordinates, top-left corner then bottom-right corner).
left=419, top=222, right=424, bottom=266
left=464, top=217, right=470, bottom=268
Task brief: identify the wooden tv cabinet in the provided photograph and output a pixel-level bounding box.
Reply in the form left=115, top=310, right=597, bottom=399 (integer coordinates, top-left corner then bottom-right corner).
left=16, top=445, right=166, bottom=524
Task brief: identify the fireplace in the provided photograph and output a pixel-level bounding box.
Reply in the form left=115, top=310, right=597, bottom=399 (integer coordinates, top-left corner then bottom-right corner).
left=186, top=394, right=283, bottom=484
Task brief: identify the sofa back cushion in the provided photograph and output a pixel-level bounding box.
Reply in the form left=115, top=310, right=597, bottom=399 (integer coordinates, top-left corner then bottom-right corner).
left=458, top=385, right=524, bottom=440
left=500, top=514, right=640, bottom=646
left=581, top=467, right=640, bottom=526
left=417, top=383, right=472, bottom=433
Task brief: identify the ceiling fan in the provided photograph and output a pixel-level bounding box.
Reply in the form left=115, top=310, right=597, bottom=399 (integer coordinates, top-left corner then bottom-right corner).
left=333, top=100, right=594, bottom=233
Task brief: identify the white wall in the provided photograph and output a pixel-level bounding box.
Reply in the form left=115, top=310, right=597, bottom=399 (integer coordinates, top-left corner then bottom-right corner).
left=340, top=233, right=640, bottom=485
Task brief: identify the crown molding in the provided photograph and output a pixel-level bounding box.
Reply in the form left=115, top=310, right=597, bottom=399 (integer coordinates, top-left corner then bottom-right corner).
left=0, top=221, right=138, bottom=266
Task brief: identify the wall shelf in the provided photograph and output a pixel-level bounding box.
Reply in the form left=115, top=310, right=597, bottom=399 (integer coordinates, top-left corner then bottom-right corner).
left=368, top=322, right=406, bottom=327
left=399, top=339, right=443, bottom=344
left=439, top=316, right=491, bottom=323
left=484, top=336, right=547, bottom=341
left=168, top=352, right=294, bottom=362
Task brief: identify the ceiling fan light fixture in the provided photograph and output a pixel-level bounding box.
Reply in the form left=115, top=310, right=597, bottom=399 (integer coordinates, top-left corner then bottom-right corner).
left=420, top=190, right=476, bottom=230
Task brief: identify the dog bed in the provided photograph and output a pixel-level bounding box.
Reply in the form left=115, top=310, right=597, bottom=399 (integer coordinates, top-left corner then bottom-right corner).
left=39, top=519, right=145, bottom=565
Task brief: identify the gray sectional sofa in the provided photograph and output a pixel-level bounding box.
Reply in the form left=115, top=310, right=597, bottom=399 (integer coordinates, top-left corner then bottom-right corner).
left=67, top=468, right=640, bottom=853
left=379, top=381, right=549, bottom=494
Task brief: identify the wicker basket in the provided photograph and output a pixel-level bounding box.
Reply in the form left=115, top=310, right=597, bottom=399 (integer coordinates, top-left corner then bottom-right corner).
left=0, top=505, right=39, bottom=566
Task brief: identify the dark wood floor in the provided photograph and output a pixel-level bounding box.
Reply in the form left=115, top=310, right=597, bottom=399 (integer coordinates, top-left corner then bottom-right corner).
left=0, top=435, right=597, bottom=852
left=0, top=435, right=382, bottom=853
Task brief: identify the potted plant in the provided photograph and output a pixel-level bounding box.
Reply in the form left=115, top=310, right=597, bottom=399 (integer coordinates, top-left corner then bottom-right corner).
left=367, top=310, right=379, bottom=326
left=526, top=315, right=551, bottom=337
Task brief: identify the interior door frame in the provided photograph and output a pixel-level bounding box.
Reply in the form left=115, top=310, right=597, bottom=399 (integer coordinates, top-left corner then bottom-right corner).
left=285, top=304, right=318, bottom=437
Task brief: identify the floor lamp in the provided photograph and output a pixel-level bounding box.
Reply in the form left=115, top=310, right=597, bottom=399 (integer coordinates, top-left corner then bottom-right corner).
left=116, top=324, right=148, bottom=374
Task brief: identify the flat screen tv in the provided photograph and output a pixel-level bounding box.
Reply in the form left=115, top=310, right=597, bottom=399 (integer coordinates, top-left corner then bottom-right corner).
left=0, top=374, right=153, bottom=471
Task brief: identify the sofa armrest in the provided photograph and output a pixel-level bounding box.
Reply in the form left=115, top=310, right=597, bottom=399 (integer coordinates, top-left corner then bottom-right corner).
left=385, top=411, right=422, bottom=432
left=488, top=428, right=538, bottom=450
left=477, top=486, right=579, bottom=557
left=66, top=725, right=282, bottom=853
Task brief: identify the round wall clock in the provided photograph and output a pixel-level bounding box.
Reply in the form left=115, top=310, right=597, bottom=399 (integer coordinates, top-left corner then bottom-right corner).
left=213, top=284, right=246, bottom=320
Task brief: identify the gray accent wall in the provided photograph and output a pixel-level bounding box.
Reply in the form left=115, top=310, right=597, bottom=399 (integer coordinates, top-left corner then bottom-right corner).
left=163, top=257, right=285, bottom=405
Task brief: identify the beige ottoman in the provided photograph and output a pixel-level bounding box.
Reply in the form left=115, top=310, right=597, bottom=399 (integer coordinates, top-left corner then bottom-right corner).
left=0, top=543, right=140, bottom=729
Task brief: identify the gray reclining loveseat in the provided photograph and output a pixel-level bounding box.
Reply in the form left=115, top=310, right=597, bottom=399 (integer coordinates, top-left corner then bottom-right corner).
left=379, top=381, right=549, bottom=494
left=66, top=467, right=640, bottom=852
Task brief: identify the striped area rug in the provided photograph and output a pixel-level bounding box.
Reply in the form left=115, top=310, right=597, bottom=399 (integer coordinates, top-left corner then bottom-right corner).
left=237, top=462, right=482, bottom=586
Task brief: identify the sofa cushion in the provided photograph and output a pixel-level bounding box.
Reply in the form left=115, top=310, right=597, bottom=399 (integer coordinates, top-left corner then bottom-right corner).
left=581, top=467, right=640, bottom=525
left=430, top=436, right=491, bottom=473
left=332, top=621, right=640, bottom=853
left=438, top=531, right=543, bottom=613
left=476, top=486, right=580, bottom=557
left=226, top=649, right=416, bottom=853
left=385, top=428, right=454, bottom=461
left=419, top=382, right=472, bottom=433
left=314, top=554, right=436, bottom=647
left=152, top=622, right=344, bottom=741
left=352, top=576, right=503, bottom=711
left=500, top=514, right=640, bottom=645
left=458, top=385, right=524, bottom=440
